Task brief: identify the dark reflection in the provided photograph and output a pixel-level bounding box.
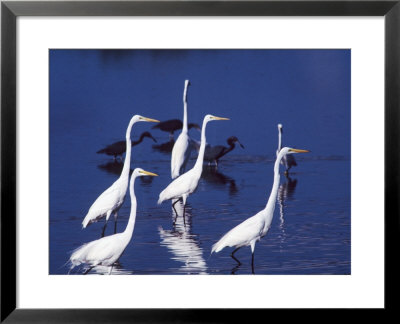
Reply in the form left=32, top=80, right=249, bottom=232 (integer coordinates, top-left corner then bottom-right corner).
left=97, top=160, right=124, bottom=175
left=201, top=166, right=238, bottom=196
left=158, top=202, right=208, bottom=274
left=152, top=139, right=175, bottom=154
left=277, top=175, right=298, bottom=245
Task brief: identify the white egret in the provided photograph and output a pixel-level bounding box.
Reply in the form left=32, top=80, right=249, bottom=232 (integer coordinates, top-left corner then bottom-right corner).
left=96, top=131, right=157, bottom=160
left=82, top=115, right=159, bottom=237
left=70, top=168, right=158, bottom=275
left=158, top=114, right=230, bottom=225
left=277, top=124, right=297, bottom=174
left=211, top=147, right=309, bottom=273
left=171, top=80, right=193, bottom=179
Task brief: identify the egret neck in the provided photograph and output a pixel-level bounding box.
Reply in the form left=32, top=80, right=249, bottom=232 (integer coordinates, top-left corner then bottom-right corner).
left=192, top=117, right=209, bottom=174
left=261, top=149, right=285, bottom=225
left=121, top=117, right=135, bottom=179
left=277, top=127, right=282, bottom=154
left=123, top=173, right=138, bottom=239
left=182, top=80, right=190, bottom=133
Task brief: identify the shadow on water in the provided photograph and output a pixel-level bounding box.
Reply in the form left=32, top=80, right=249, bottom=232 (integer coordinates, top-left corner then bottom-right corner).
left=97, top=160, right=125, bottom=176
left=152, top=139, right=175, bottom=155
left=201, top=166, right=238, bottom=196
left=158, top=201, right=208, bottom=275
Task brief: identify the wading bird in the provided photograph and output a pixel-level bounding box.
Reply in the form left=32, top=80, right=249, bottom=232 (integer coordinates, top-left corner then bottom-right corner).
left=171, top=80, right=193, bottom=179
left=277, top=124, right=297, bottom=174
left=96, top=131, right=157, bottom=160
left=152, top=119, right=200, bottom=138
left=158, top=114, right=229, bottom=225
left=82, top=115, right=159, bottom=237
left=211, top=147, right=309, bottom=273
left=204, top=136, right=244, bottom=166
left=70, top=168, right=158, bottom=275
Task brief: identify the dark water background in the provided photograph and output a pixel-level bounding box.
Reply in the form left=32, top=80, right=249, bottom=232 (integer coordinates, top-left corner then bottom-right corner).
left=50, top=49, right=350, bottom=275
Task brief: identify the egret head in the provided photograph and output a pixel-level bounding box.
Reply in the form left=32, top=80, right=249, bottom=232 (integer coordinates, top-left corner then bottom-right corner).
left=134, top=115, right=160, bottom=123
left=278, top=124, right=283, bottom=133
left=281, top=147, right=309, bottom=155
left=133, top=168, right=158, bottom=178
left=185, top=80, right=191, bottom=87
left=204, top=114, right=230, bottom=123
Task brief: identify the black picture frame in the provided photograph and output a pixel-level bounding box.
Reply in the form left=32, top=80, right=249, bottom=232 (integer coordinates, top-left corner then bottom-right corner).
left=1, top=0, right=398, bottom=322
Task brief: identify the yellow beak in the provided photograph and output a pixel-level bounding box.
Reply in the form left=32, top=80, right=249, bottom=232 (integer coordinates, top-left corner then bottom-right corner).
left=139, top=170, right=158, bottom=176
left=212, top=116, right=230, bottom=121
left=143, top=117, right=160, bottom=123
left=290, top=148, right=310, bottom=153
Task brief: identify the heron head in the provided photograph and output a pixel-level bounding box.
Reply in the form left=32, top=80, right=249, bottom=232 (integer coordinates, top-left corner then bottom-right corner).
left=281, top=147, right=309, bottom=155
left=133, top=168, right=158, bottom=177
left=136, top=115, right=160, bottom=123
left=188, top=123, right=201, bottom=131
left=227, top=136, right=244, bottom=148
left=142, top=131, right=157, bottom=143
left=205, top=114, right=230, bottom=122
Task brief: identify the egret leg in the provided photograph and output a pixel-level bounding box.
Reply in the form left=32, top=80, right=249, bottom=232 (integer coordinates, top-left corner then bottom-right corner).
left=231, top=247, right=242, bottom=265
left=101, top=222, right=107, bottom=238
left=251, top=252, right=255, bottom=274
left=172, top=199, right=180, bottom=225
left=83, top=266, right=94, bottom=275
left=108, top=265, right=113, bottom=275
left=182, top=195, right=188, bottom=227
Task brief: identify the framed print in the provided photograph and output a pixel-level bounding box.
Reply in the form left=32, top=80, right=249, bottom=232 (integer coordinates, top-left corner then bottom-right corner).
left=1, top=0, right=399, bottom=322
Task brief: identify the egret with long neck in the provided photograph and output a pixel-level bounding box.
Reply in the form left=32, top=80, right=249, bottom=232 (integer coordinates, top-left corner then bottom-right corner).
left=158, top=114, right=229, bottom=225
left=82, top=115, right=159, bottom=237
left=277, top=124, right=297, bottom=174
left=211, top=147, right=309, bottom=273
left=171, top=80, right=193, bottom=179
left=71, top=168, right=158, bottom=275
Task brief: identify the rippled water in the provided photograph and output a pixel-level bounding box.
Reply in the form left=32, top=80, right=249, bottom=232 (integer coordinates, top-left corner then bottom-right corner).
left=50, top=49, right=350, bottom=275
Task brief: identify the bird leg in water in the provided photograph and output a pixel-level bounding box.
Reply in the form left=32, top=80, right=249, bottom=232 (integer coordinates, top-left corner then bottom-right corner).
left=172, top=199, right=180, bottom=225
left=231, top=247, right=242, bottom=265
left=101, top=222, right=107, bottom=238
left=251, top=253, right=255, bottom=274
left=83, top=266, right=94, bottom=275
left=108, top=265, right=113, bottom=275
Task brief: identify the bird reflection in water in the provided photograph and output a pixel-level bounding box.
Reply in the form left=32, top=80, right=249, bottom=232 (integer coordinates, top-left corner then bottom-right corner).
left=201, top=166, right=238, bottom=196
left=277, top=175, right=298, bottom=245
left=152, top=139, right=175, bottom=154
left=80, top=261, right=133, bottom=275
left=97, top=162, right=155, bottom=186
left=158, top=202, right=208, bottom=275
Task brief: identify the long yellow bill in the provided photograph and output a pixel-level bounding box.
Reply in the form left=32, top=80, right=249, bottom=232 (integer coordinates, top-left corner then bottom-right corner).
left=143, top=117, right=160, bottom=123
left=290, top=148, right=310, bottom=153
left=212, top=116, right=230, bottom=121
left=139, top=170, right=158, bottom=176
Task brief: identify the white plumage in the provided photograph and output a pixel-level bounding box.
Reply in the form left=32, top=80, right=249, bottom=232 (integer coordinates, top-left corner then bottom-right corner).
left=171, top=80, right=193, bottom=179
left=70, top=168, right=158, bottom=274
left=82, top=115, right=159, bottom=235
left=276, top=123, right=297, bottom=174
left=211, top=147, right=309, bottom=272
left=158, top=114, right=229, bottom=223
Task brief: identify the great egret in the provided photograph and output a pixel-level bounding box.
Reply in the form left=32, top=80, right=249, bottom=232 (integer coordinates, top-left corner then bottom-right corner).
left=204, top=136, right=244, bottom=166
left=96, top=131, right=157, bottom=160
left=70, top=168, right=158, bottom=275
left=277, top=124, right=297, bottom=174
left=82, top=115, right=159, bottom=237
left=171, top=80, right=193, bottom=179
left=158, top=114, right=229, bottom=225
left=211, top=147, right=309, bottom=273
left=152, top=119, right=200, bottom=138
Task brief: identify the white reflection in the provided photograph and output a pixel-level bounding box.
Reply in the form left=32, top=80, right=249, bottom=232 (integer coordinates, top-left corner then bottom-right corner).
left=159, top=201, right=208, bottom=274
left=277, top=176, right=298, bottom=245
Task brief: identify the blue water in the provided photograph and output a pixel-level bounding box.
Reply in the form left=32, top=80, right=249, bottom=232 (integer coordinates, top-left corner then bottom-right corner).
left=50, top=49, right=350, bottom=275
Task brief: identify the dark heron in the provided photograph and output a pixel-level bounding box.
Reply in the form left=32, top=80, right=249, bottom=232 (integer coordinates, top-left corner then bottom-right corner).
left=97, top=131, right=157, bottom=160
left=204, top=136, right=244, bottom=166
left=152, top=119, right=200, bottom=138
